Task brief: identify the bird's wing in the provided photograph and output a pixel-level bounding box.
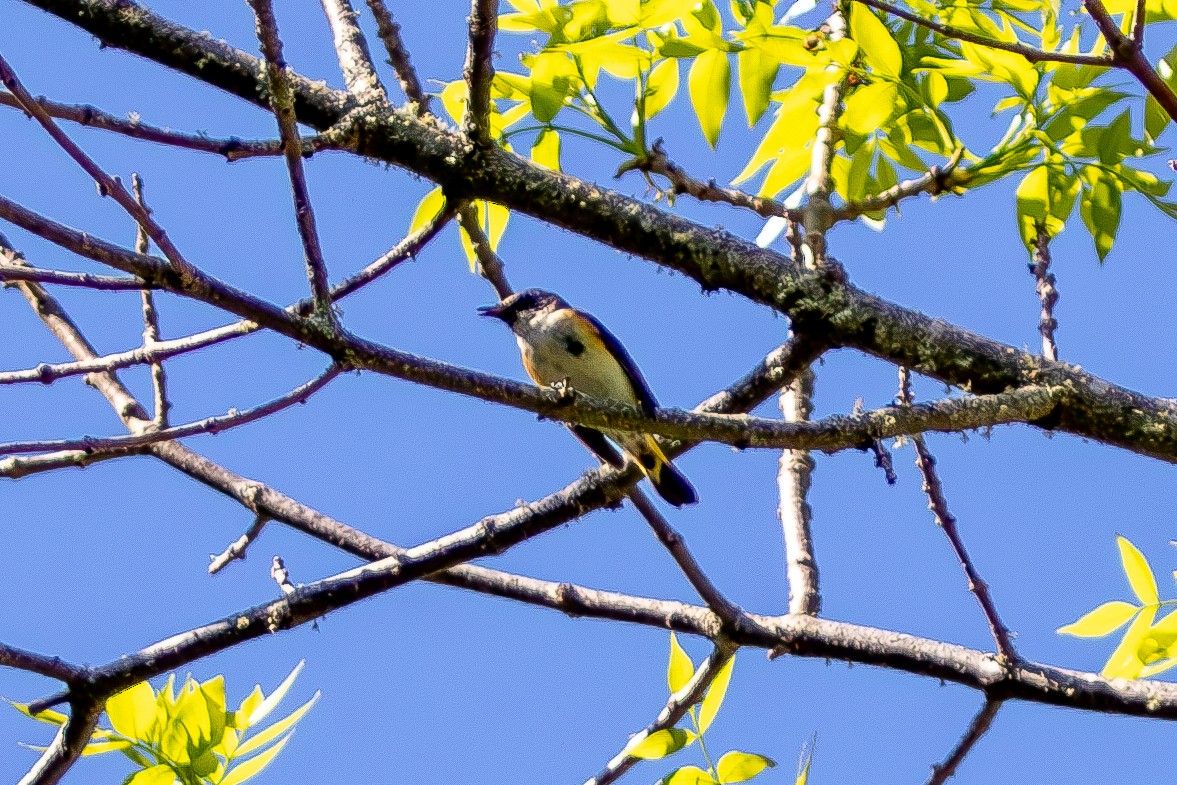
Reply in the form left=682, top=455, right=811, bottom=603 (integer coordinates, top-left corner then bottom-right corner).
left=576, top=309, right=659, bottom=415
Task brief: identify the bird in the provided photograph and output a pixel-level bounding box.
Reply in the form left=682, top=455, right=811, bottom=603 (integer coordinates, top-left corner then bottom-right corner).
left=479, top=288, right=698, bottom=507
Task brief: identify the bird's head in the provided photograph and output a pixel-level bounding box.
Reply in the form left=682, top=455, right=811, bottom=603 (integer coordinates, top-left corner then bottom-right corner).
left=477, top=288, right=567, bottom=328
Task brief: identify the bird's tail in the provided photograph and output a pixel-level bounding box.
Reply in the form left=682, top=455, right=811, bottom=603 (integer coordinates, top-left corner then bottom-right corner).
left=638, top=435, right=697, bottom=507
left=650, top=458, right=698, bottom=507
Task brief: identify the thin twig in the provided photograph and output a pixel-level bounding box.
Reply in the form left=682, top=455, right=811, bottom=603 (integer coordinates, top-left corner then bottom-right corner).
left=926, top=699, right=1003, bottom=785
left=132, top=173, right=169, bottom=427
left=463, top=0, right=499, bottom=143
left=0, top=91, right=339, bottom=160
left=209, top=514, right=270, bottom=574
left=364, top=0, right=430, bottom=112
left=629, top=488, right=745, bottom=629
left=270, top=555, right=297, bottom=595
left=0, top=52, right=200, bottom=282
left=831, top=148, right=965, bottom=223
left=778, top=366, right=821, bottom=615
left=1031, top=227, right=1059, bottom=361
left=585, top=643, right=737, bottom=785
left=0, top=365, right=340, bottom=457
left=628, top=140, right=799, bottom=220
left=1133, top=0, right=1147, bottom=44
left=319, top=0, right=390, bottom=104
left=0, top=446, right=146, bottom=479
left=1082, top=0, right=1177, bottom=122
left=853, top=0, right=1112, bottom=65
left=459, top=203, right=512, bottom=299
left=0, top=643, right=85, bottom=682
left=899, top=368, right=1017, bottom=661
left=248, top=0, right=337, bottom=317
left=0, top=207, right=455, bottom=388
left=0, top=265, right=148, bottom=290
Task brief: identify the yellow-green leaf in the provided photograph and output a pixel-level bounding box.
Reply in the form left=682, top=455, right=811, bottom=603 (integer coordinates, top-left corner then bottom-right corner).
left=795, top=742, right=815, bottom=785
left=717, top=751, right=776, bottom=783
left=738, top=47, right=778, bottom=126
left=605, top=0, right=640, bottom=25
left=1101, top=603, right=1158, bottom=678
left=439, top=80, right=468, bottom=124
left=246, top=661, right=304, bottom=727
left=1058, top=600, right=1140, bottom=637
left=220, top=732, right=293, bottom=785
left=645, top=57, right=681, bottom=120
left=1079, top=168, right=1122, bottom=262
left=689, top=49, right=731, bottom=148
left=659, top=764, right=718, bottom=785
left=668, top=632, right=695, bottom=694
left=697, top=655, right=734, bottom=733
left=1118, top=535, right=1159, bottom=605
left=105, top=681, right=157, bottom=743
left=233, top=692, right=319, bottom=760
left=125, top=764, right=176, bottom=785
left=641, top=0, right=701, bottom=27
left=531, top=128, right=561, bottom=171
left=80, top=739, right=132, bottom=756
left=410, top=187, right=447, bottom=235
left=849, top=4, right=902, bottom=77
left=841, top=82, right=901, bottom=136
left=529, top=52, right=577, bottom=122
left=626, top=727, right=696, bottom=759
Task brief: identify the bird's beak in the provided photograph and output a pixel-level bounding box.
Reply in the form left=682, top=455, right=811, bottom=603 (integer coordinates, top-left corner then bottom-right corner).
left=477, top=302, right=506, bottom=319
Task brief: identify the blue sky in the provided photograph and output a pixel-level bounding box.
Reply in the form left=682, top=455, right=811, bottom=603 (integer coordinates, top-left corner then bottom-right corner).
left=3, top=1, right=1177, bottom=782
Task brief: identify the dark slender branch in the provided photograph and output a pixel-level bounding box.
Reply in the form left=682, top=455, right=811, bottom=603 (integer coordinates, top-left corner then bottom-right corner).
left=628, top=140, right=798, bottom=220
left=0, top=90, right=338, bottom=160
left=629, top=488, right=745, bottom=629
left=831, top=148, right=966, bottom=223
left=248, top=0, right=337, bottom=317
left=853, top=0, right=1112, bottom=65
left=459, top=203, right=512, bottom=300
left=0, top=365, right=339, bottom=457
left=1032, top=227, right=1059, bottom=361
left=209, top=514, right=269, bottom=574
left=463, top=0, right=499, bottom=143
left=318, top=0, right=390, bottom=104
left=17, top=696, right=103, bottom=785
left=926, top=699, right=1003, bottom=785
left=331, top=200, right=456, bottom=300
left=586, top=643, right=737, bottom=785
left=364, top=0, right=430, bottom=112
left=900, top=369, right=1017, bottom=661
left=0, top=643, right=84, bottom=682
left=1133, top=0, right=1147, bottom=44
left=1083, top=0, right=1177, bottom=122
left=0, top=51, right=200, bottom=283
left=132, top=173, right=169, bottom=427
left=0, top=265, right=148, bottom=290
left=778, top=365, right=821, bottom=615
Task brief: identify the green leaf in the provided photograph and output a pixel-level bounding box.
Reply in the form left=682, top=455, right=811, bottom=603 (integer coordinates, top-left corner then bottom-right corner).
left=605, top=0, right=640, bottom=25
left=80, top=739, right=132, bottom=756
left=410, top=187, right=447, bottom=234
left=10, top=701, right=68, bottom=726
left=697, top=655, right=734, bottom=733
left=529, top=52, right=577, bottom=122
left=1015, top=165, right=1050, bottom=248
left=627, top=727, right=697, bottom=759
left=645, top=57, right=681, bottom=120
left=849, top=4, right=902, bottom=77
left=658, top=764, right=718, bottom=785
left=485, top=201, right=510, bottom=251
left=531, top=128, right=561, bottom=171
left=439, top=80, right=468, bottom=124
left=737, top=47, right=778, bottom=126
left=841, top=82, right=901, bottom=136
left=717, top=751, right=776, bottom=783
left=795, top=741, right=815, bottom=785
left=233, top=691, right=319, bottom=760
left=106, top=681, right=158, bottom=743
left=1118, top=535, right=1159, bottom=605
left=689, top=49, right=731, bottom=147
left=668, top=633, right=695, bottom=694
left=641, top=0, right=702, bottom=28
left=1102, top=603, right=1158, bottom=678
left=233, top=686, right=264, bottom=731
left=1058, top=600, right=1141, bottom=637
left=125, top=764, right=176, bottom=785
left=245, top=661, right=304, bottom=728
left=220, top=732, right=293, bottom=785
left=1079, top=169, right=1121, bottom=262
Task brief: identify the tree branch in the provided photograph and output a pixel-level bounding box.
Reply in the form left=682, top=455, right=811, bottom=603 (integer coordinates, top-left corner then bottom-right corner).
left=831, top=147, right=965, bottom=223
left=132, top=173, right=170, bottom=427
left=463, top=0, right=498, bottom=143
left=364, top=0, right=430, bottom=112
left=926, top=699, right=1003, bottom=785
left=900, top=369, right=1017, bottom=661
left=248, top=0, right=337, bottom=316
left=1083, top=0, right=1177, bottom=122
left=778, top=366, right=821, bottom=615
left=17, top=696, right=103, bottom=785
left=1032, top=227, right=1059, bottom=361
left=318, top=0, right=390, bottom=104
